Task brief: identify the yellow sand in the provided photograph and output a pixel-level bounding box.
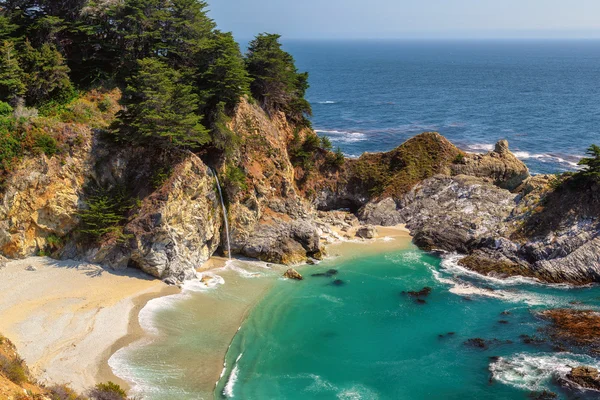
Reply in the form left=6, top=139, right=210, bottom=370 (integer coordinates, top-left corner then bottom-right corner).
left=0, top=256, right=177, bottom=392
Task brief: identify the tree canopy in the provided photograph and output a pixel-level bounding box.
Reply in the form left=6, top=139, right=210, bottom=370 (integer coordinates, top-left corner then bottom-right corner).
left=0, top=0, right=311, bottom=151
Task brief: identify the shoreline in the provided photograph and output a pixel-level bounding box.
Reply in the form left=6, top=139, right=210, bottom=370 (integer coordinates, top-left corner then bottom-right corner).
left=106, top=223, right=414, bottom=398
left=0, top=224, right=413, bottom=397
left=0, top=257, right=178, bottom=393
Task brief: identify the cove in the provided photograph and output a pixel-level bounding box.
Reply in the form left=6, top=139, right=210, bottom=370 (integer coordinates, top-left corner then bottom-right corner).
left=215, top=249, right=600, bottom=399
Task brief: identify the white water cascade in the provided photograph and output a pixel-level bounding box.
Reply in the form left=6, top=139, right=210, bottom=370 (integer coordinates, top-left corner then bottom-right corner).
left=212, top=169, right=232, bottom=260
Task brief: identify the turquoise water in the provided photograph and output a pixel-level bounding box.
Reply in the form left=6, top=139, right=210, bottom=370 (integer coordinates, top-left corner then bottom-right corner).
left=214, top=250, right=600, bottom=399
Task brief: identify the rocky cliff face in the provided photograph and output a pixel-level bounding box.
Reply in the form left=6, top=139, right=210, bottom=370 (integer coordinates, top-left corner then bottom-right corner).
left=0, top=93, right=597, bottom=285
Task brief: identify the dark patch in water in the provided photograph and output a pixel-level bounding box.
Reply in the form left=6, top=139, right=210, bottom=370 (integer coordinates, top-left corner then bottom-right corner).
left=500, top=311, right=511, bottom=315
left=438, top=332, right=456, bottom=339
left=312, top=269, right=338, bottom=278
left=520, top=334, right=546, bottom=345
left=403, top=287, right=432, bottom=298
left=528, top=391, right=557, bottom=400
left=331, top=279, right=345, bottom=286
left=415, top=299, right=426, bottom=305
left=462, top=296, right=473, bottom=301
left=464, top=338, right=513, bottom=350
left=498, top=320, right=509, bottom=324
left=321, top=331, right=338, bottom=338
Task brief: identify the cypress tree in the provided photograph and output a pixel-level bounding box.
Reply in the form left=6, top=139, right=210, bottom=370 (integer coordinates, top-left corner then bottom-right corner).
left=21, top=41, right=72, bottom=105
left=0, top=40, right=25, bottom=104
left=115, top=58, right=210, bottom=148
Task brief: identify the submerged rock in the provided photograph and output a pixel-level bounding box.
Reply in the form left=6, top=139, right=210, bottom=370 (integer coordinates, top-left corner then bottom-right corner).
left=403, top=287, right=432, bottom=298
left=528, top=391, right=558, bottom=400
left=283, top=268, right=303, bottom=280
left=540, top=309, right=600, bottom=353
left=331, top=279, right=345, bottom=286
left=311, top=269, right=338, bottom=278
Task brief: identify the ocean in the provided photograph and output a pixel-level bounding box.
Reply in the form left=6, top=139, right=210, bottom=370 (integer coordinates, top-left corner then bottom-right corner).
left=286, top=39, right=600, bottom=174
left=108, top=41, right=600, bottom=399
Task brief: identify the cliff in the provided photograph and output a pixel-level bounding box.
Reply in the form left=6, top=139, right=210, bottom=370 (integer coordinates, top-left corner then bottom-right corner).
left=0, top=90, right=598, bottom=285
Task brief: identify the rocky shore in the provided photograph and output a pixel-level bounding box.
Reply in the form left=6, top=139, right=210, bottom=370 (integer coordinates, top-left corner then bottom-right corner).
left=0, top=91, right=598, bottom=286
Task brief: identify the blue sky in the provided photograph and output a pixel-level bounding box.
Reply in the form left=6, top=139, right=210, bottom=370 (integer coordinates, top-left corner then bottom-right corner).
left=206, top=0, right=600, bottom=40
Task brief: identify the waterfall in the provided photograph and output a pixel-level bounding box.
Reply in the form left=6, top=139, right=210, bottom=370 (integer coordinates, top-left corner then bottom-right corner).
left=212, top=169, right=232, bottom=260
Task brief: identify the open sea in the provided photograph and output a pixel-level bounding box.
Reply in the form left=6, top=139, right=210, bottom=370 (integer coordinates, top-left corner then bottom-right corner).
left=287, top=39, right=600, bottom=174
left=109, top=41, right=600, bottom=399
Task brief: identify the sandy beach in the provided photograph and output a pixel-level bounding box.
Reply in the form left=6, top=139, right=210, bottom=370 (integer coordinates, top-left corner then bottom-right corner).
left=0, top=257, right=178, bottom=392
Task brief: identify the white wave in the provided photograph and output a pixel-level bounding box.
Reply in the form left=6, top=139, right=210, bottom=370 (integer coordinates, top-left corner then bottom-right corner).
left=336, top=385, right=379, bottom=400
left=318, top=101, right=337, bottom=104
left=223, top=353, right=243, bottom=398
left=315, top=129, right=367, bottom=143
left=320, top=294, right=344, bottom=305
left=440, top=253, right=576, bottom=289
left=490, top=352, right=600, bottom=392
left=467, top=143, right=494, bottom=152
left=512, top=151, right=581, bottom=167
left=381, top=236, right=395, bottom=242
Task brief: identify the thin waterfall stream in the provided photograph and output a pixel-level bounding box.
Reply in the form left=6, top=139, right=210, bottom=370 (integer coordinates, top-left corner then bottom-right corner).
left=212, top=169, right=232, bottom=260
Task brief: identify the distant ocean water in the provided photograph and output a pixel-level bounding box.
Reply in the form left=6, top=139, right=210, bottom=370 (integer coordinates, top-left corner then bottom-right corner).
left=283, top=39, right=600, bottom=174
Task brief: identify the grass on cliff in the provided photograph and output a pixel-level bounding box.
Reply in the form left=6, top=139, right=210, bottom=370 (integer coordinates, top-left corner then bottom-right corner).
left=348, top=132, right=461, bottom=198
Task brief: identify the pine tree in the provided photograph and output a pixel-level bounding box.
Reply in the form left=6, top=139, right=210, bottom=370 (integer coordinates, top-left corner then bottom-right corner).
left=0, top=40, right=25, bottom=104
left=115, top=58, right=210, bottom=148
left=577, top=144, right=600, bottom=179
left=245, top=33, right=311, bottom=124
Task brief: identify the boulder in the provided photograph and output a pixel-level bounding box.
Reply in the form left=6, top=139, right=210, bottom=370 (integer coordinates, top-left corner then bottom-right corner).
left=564, top=366, right=600, bottom=391
left=358, top=198, right=403, bottom=226
left=283, top=268, right=303, bottom=280
left=356, top=226, right=378, bottom=239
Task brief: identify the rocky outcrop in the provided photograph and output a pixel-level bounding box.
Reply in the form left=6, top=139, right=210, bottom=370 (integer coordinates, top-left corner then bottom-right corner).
left=564, top=366, right=600, bottom=391
left=540, top=309, right=600, bottom=353
left=399, top=175, right=517, bottom=252
left=0, top=127, right=92, bottom=258
left=283, top=268, right=303, bottom=280
left=451, top=140, right=530, bottom=191
left=224, top=99, right=325, bottom=264
left=356, top=226, right=378, bottom=239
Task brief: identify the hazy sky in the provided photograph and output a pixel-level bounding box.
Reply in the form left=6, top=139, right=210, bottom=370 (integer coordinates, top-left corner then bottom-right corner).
left=206, top=0, right=600, bottom=40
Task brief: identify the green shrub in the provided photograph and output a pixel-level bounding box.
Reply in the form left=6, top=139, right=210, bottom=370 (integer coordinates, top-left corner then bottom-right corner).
left=453, top=153, right=465, bottom=164
left=0, top=101, right=13, bottom=116
left=34, top=133, right=58, bottom=156
left=151, top=166, right=172, bottom=189
left=98, top=96, right=113, bottom=113
left=225, top=165, right=247, bottom=192
left=319, top=135, right=332, bottom=151
left=327, top=147, right=345, bottom=168
left=88, top=381, right=127, bottom=400
left=78, top=186, right=134, bottom=241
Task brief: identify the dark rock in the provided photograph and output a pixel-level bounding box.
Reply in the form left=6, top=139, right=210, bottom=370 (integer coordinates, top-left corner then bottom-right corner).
left=331, top=279, right=344, bottom=286
left=415, top=299, right=426, bottom=305
left=438, top=332, right=456, bottom=339
left=528, top=390, right=558, bottom=400
left=540, top=309, right=600, bottom=353
left=464, top=338, right=488, bottom=349
left=520, top=334, right=545, bottom=345
left=498, top=320, right=509, bottom=324
left=283, top=268, right=303, bottom=280
left=311, top=269, right=338, bottom=278
left=404, top=287, right=432, bottom=298
left=560, top=366, right=600, bottom=392
left=500, top=311, right=511, bottom=315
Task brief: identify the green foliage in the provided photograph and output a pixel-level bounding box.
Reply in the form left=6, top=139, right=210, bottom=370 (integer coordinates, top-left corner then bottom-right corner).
left=33, top=132, right=57, bottom=156
left=319, top=135, right=332, bottom=151
left=225, top=164, right=247, bottom=192
left=577, top=144, right=600, bottom=179
left=0, top=100, right=13, bottom=116
left=0, top=40, right=25, bottom=104
left=114, top=58, right=210, bottom=148
left=246, top=33, right=311, bottom=124
left=46, top=233, right=63, bottom=249
left=47, top=384, right=86, bottom=400
left=151, top=166, right=172, bottom=189
left=453, top=153, right=465, bottom=164
left=78, top=186, right=134, bottom=241
left=21, top=41, right=73, bottom=105
left=210, top=102, right=241, bottom=156
left=88, top=381, right=127, bottom=400
left=327, top=147, right=345, bottom=168
left=197, top=31, right=251, bottom=111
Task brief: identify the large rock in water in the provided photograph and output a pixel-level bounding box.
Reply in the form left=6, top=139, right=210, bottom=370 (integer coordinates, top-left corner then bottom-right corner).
left=283, top=268, right=303, bottom=280
left=564, top=366, right=600, bottom=391
left=356, top=226, right=378, bottom=239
